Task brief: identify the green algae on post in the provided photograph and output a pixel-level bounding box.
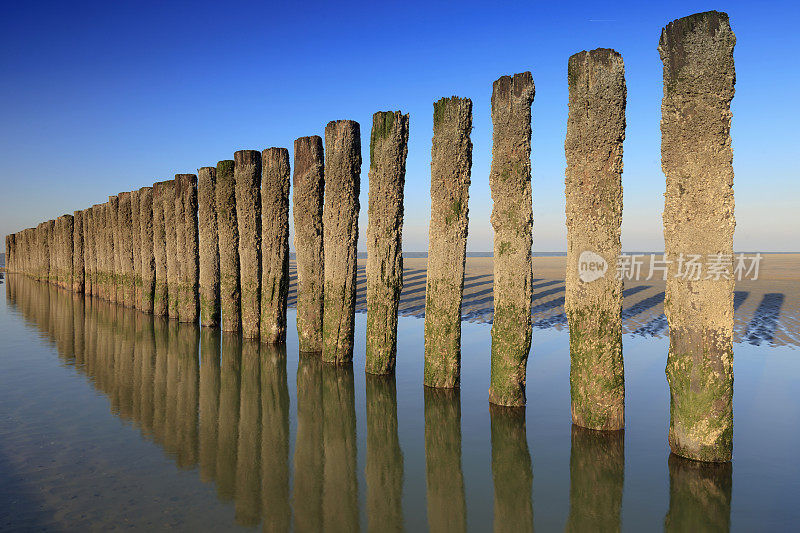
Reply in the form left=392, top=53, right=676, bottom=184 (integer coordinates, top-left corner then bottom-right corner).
left=366, top=111, right=409, bottom=375
left=565, top=49, right=626, bottom=430
left=489, top=72, right=535, bottom=407
left=660, top=11, right=736, bottom=463
left=424, top=96, right=472, bottom=388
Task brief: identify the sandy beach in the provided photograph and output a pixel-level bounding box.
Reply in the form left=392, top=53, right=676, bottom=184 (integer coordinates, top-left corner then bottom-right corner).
left=289, top=253, right=799, bottom=349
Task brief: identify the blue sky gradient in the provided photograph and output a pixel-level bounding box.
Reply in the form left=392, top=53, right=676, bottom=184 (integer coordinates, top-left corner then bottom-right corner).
left=1, top=0, right=797, bottom=251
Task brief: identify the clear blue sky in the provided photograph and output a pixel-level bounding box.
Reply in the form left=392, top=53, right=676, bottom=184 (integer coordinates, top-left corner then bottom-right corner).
left=1, top=0, right=797, bottom=252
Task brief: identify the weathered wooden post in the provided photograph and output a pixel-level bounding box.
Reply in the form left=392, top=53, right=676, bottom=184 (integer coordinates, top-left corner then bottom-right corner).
left=366, top=111, right=409, bottom=375
left=565, top=426, right=624, bottom=532
left=45, top=219, right=55, bottom=285
left=84, top=207, right=95, bottom=297
left=138, top=187, right=155, bottom=313
left=366, top=375, right=404, bottom=532
left=489, top=72, right=535, bottom=407
left=424, top=387, right=467, bottom=532
left=109, top=195, right=121, bottom=302
left=131, top=190, right=141, bottom=306
left=73, top=210, right=84, bottom=293
left=660, top=11, right=736, bottom=462
left=322, top=120, right=361, bottom=364
left=664, top=454, right=732, bottom=531
left=176, top=174, right=199, bottom=323
left=491, top=406, right=533, bottom=533
left=5, top=234, right=13, bottom=273
left=118, top=192, right=135, bottom=307
left=565, top=49, right=626, bottom=430
left=293, top=136, right=325, bottom=352
left=235, top=151, right=262, bottom=338
left=152, top=182, right=169, bottom=317
left=260, top=147, right=290, bottom=344
left=162, top=180, right=179, bottom=318
left=424, top=97, right=472, bottom=388
left=216, top=160, right=241, bottom=332
left=198, top=167, right=220, bottom=327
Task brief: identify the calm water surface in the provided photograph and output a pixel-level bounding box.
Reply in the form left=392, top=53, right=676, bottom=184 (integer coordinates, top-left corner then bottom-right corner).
left=1, top=275, right=798, bottom=531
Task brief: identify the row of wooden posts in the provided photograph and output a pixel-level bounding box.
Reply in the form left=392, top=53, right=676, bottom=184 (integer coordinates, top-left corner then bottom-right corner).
left=3, top=11, right=735, bottom=463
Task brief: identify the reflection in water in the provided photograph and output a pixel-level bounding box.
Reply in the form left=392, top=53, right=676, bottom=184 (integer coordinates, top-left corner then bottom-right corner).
left=294, top=354, right=323, bottom=532
left=424, top=387, right=467, bottom=533
left=490, top=406, right=533, bottom=533
left=366, top=375, right=404, bottom=533
left=565, top=425, right=624, bottom=532
left=322, top=364, right=359, bottom=533
left=261, top=344, right=291, bottom=532
left=664, top=454, right=732, bottom=532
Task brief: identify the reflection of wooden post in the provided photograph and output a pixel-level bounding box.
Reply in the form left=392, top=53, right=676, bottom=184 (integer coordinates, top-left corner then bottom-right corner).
left=260, top=344, right=290, bottom=532
left=199, top=329, right=220, bottom=483
left=322, top=364, right=359, bottom=531
left=260, top=148, right=291, bottom=344
left=217, top=160, right=241, bottom=333
left=216, top=333, right=241, bottom=500
left=491, top=405, right=533, bottom=533
left=424, top=387, right=467, bottom=533
left=198, top=167, right=220, bottom=327
left=660, top=11, right=736, bottom=462
left=138, top=187, right=155, bottom=314
left=322, top=120, right=362, bottom=364
left=366, top=375, right=404, bottom=532
left=566, top=426, right=623, bottom=532
left=235, top=151, right=262, bottom=338
left=489, top=72, right=535, bottom=407
left=664, top=454, right=731, bottom=532
left=293, top=353, right=323, bottom=532
left=366, top=111, right=409, bottom=375
left=424, top=97, right=472, bottom=389
left=565, top=49, right=626, bottom=430
left=236, top=340, right=262, bottom=526
left=293, top=136, right=325, bottom=353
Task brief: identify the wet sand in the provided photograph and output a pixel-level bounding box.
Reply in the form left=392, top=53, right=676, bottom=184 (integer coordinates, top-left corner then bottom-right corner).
left=288, top=254, right=799, bottom=349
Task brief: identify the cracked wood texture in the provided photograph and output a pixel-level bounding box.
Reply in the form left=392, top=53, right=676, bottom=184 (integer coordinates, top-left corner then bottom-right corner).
left=216, top=160, right=241, bottom=332
left=293, top=136, right=325, bottom=353
left=198, top=167, right=220, bottom=327
left=565, top=49, right=626, bottom=430
left=424, top=97, right=472, bottom=388
left=366, top=111, right=409, bottom=375
left=660, top=11, right=736, bottom=463
left=138, top=187, right=155, bottom=313
left=322, top=120, right=361, bottom=364
left=176, top=174, right=199, bottom=323
left=261, top=148, right=291, bottom=344
left=489, top=72, right=535, bottom=407
left=152, top=182, right=169, bottom=317
left=235, top=150, right=262, bottom=338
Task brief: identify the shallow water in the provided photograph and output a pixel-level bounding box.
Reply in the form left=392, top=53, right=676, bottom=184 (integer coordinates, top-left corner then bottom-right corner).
left=1, top=275, right=798, bottom=531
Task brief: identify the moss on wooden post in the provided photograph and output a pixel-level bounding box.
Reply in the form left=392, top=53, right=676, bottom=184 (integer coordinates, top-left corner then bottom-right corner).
left=260, top=148, right=290, bottom=344
left=322, top=120, right=361, bottom=364
left=424, top=97, right=472, bottom=388
left=565, top=49, right=626, bottom=430
left=175, top=174, right=199, bottom=323
left=366, top=111, right=409, bottom=375
left=198, top=167, right=220, bottom=327
left=138, top=187, right=155, bottom=314
left=234, top=151, right=262, bottom=338
left=489, top=72, right=535, bottom=407
left=152, top=182, right=169, bottom=317
left=216, top=160, right=241, bottom=332
left=660, top=11, right=736, bottom=462
left=293, top=136, right=325, bottom=353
